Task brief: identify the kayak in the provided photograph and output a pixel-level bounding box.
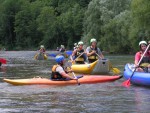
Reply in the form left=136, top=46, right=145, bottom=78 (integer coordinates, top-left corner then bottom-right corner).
left=71, top=59, right=110, bottom=74
left=123, top=63, right=150, bottom=86
left=3, top=75, right=122, bottom=86
left=34, top=53, right=48, bottom=60
left=0, top=58, right=7, bottom=66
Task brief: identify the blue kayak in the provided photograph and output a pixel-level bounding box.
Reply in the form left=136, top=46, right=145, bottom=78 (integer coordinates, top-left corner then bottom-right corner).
left=123, top=63, right=150, bottom=86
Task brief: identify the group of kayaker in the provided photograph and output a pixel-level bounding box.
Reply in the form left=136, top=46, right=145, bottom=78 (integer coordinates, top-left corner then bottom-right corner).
left=71, top=38, right=104, bottom=64
left=37, top=39, right=150, bottom=81
left=56, top=45, right=66, bottom=52
left=50, top=38, right=106, bottom=81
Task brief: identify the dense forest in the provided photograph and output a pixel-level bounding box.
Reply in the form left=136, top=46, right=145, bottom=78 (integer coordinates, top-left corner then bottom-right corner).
left=0, top=0, right=149, bottom=53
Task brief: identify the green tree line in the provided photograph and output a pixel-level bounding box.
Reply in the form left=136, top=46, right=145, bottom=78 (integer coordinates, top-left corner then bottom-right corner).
left=0, top=0, right=149, bottom=53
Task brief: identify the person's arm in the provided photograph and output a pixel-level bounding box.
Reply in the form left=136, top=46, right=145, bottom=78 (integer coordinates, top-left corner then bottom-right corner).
left=70, top=49, right=77, bottom=61
left=86, top=47, right=95, bottom=56
left=60, top=72, right=76, bottom=80
left=135, top=52, right=140, bottom=66
left=56, top=66, right=76, bottom=80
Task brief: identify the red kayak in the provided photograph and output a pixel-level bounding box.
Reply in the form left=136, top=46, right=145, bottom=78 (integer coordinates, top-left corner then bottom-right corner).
left=0, top=58, right=7, bottom=64
left=3, top=75, right=122, bottom=86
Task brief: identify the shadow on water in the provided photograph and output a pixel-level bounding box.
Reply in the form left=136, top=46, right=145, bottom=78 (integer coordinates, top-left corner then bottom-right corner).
left=0, top=51, right=150, bottom=113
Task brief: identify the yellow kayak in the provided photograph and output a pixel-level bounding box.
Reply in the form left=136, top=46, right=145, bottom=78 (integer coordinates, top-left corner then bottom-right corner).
left=71, top=59, right=110, bottom=74
left=34, top=53, right=48, bottom=60
left=71, top=60, right=97, bottom=74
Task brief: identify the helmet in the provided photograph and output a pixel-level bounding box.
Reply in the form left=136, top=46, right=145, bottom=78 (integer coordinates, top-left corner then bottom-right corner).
left=74, top=43, right=77, bottom=46
left=90, top=38, right=97, bottom=43
left=139, top=41, right=147, bottom=46
left=40, top=45, right=44, bottom=48
left=55, top=55, right=64, bottom=63
left=78, top=41, right=84, bottom=45
left=61, top=45, right=64, bottom=48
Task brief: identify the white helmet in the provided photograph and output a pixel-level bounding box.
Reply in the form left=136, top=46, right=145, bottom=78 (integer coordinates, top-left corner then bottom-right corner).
left=139, top=41, right=147, bottom=46
left=78, top=41, right=84, bottom=45
left=74, top=43, right=77, bottom=46
left=61, top=45, right=65, bottom=48
left=40, top=45, right=44, bottom=48
left=90, top=38, right=97, bottom=43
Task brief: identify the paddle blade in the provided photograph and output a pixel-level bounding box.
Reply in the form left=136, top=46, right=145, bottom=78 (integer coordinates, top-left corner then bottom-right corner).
left=0, top=58, right=7, bottom=64
left=112, top=68, right=121, bottom=74
left=122, top=79, right=131, bottom=87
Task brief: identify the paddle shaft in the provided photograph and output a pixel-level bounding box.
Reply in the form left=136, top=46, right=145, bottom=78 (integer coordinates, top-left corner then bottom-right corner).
left=67, top=66, right=80, bottom=85
left=130, top=44, right=150, bottom=79
left=71, top=52, right=84, bottom=61
left=72, top=72, right=80, bottom=85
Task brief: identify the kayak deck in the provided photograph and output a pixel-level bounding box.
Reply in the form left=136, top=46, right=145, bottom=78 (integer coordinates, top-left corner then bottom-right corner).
left=3, top=75, right=122, bottom=86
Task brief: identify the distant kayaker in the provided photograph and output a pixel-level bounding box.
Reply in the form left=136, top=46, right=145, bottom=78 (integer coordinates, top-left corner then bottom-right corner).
left=51, top=55, right=77, bottom=80
left=56, top=47, right=59, bottom=51
left=86, top=38, right=104, bottom=63
left=59, top=45, right=66, bottom=52
left=135, top=41, right=150, bottom=72
left=39, top=45, right=46, bottom=54
left=73, top=43, right=78, bottom=50
left=71, top=41, right=87, bottom=64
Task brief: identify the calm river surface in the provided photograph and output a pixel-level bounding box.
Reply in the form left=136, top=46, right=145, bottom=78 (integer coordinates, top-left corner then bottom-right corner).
left=0, top=51, right=150, bottom=113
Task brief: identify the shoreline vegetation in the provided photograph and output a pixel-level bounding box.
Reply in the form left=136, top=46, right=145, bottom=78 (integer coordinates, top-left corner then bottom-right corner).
left=0, top=0, right=149, bottom=54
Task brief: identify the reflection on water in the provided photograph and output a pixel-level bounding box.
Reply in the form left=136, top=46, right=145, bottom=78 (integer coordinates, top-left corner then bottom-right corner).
left=0, top=51, right=150, bottom=113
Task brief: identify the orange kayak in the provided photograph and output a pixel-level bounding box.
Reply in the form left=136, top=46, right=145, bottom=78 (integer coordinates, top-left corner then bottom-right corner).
left=3, top=75, right=122, bottom=86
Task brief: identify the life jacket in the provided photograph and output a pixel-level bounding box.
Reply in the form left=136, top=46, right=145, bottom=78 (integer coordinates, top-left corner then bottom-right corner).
left=139, top=51, right=150, bottom=65
left=88, top=46, right=98, bottom=63
left=50, top=65, right=63, bottom=80
left=75, top=49, right=84, bottom=64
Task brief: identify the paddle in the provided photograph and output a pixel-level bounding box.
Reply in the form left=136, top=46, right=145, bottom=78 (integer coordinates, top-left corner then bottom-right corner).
left=0, top=58, right=7, bottom=64
left=95, top=52, right=121, bottom=74
left=122, top=43, right=150, bottom=87
left=70, top=52, right=85, bottom=64
left=64, top=62, right=80, bottom=85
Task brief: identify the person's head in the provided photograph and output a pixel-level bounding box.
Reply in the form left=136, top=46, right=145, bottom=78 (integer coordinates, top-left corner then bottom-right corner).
left=78, top=41, right=84, bottom=49
left=90, top=38, right=97, bottom=47
left=139, top=41, right=147, bottom=50
left=55, top=55, right=65, bottom=65
left=40, top=45, right=44, bottom=48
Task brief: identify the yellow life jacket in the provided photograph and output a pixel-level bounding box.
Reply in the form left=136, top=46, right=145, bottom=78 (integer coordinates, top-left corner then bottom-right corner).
left=51, top=65, right=63, bottom=79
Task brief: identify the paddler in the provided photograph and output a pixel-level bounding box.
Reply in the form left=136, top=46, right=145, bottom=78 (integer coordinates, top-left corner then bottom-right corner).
left=50, top=55, right=78, bottom=80
left=71, top=41, right=87, bottom=64
left=135, top=41, right=150, bottom=72
left=86, top=38, right=104, bottom=63
left=39, top=45, right=46, bottom=54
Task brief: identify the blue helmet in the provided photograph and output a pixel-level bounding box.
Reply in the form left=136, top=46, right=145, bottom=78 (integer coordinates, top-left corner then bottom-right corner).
left=55, top=55, right=65, bottom=63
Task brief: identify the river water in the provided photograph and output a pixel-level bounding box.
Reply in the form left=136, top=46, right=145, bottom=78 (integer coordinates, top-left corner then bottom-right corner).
left=0, top=51, right=150, bottom=113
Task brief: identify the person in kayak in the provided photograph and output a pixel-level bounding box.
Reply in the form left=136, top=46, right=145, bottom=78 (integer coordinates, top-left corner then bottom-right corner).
left=59, top=45, right=66, bottom=52
left=73, top=43, right=78, bottom=50
left=51, top=55, right=78, bottom=80
left=135, top=41, right=150, bottom=72
left=86, top=38, right=104, bottom=63
left=71, top=41, right=87, bottom=64
left=39, top=45, right=46, bottom=54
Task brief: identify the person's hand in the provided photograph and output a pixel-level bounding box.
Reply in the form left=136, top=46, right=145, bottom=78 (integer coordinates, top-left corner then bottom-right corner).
left=73, top=77, right=78, bottom=80
left=135, top=64, right=139, bottom=68
left=148, top=41, right=150, bottom=44
left=91, top=50, right=96, bottom=55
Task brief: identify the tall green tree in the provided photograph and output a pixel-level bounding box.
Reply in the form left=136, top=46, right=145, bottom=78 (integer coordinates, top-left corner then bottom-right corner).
left=129, top=0, right=150, bottom=51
